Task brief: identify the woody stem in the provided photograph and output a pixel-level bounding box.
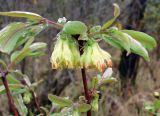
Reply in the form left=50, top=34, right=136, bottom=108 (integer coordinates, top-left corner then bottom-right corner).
left=0, top=69, right=19, bottom=116
left=78, top=40, right=91, bottom=116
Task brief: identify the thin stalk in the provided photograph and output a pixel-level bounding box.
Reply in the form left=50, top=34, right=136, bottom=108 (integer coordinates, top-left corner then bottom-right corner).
left=30, top=90, right=42, bottom=114
left=81, top=68, right=91, bottom=116
left=78, top=39, right=91, bottom=116
left=0, top=70, right=19, bottom=116
left=22, top=79, right=43, bottom=115
left=44, top=19, right=64, bottom=29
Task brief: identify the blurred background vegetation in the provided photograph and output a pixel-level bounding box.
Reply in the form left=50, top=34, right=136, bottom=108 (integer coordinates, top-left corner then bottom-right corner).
left=0, top=0, right=160, bottom=116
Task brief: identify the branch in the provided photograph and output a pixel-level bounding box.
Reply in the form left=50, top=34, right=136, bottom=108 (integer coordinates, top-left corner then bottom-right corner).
left=43, top=19, right=64, bottom=29
left=30, top=90, right=42, bottom=114
left=78, top=39, right=91, bottom=116
left=0, top=69, right=19, bottom=116
left=21, top=79, right=43, bottom=115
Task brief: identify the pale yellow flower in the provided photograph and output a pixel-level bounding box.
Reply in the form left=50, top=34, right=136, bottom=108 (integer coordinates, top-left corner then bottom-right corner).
left=50, top=34, right=80, bottom=69
left=81, top=40, right=112, bottom=72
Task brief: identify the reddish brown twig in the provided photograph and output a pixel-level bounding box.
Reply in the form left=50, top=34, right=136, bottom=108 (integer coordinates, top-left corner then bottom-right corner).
left=30, top=90, right=42, bottom=114
left=0, top=69, right=19, bottom=116
left=78, top=40, right=91, bottom=116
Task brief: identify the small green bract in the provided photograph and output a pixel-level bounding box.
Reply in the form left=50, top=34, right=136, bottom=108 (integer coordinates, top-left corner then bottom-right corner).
left=62, top=21, right=87, bottom=35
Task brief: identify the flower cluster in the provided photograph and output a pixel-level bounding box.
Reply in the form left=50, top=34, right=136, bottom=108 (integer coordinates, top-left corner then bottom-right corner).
left=81, top=40, right=112, bottom=72
left=50, top=34, right=80, bottom=69
left=51, top=35, right=112, bottom=72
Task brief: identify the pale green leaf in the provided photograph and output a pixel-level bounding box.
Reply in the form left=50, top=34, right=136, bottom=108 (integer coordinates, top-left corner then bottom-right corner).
left=29, top=42, right=47, bottom=51
left=98, top=77, right=117, bottom=86
left=91, top=77, right=98, bottom=89
left=0, top=22, right=27, bottom=54
left=40, top=106, right=49, bottom=114
left=76, top=103, right=91, bottom=113
left=113, top=3, right=120, bottom=17
left=90, top=25, right=101, bottom=33
left=154, top=100, right=160, bottom=110
left=14, top=94, right=28, bottom=116
left=11, top=48, right=30, bottom=64
left=15, top=24, right=46, bottom=49
left=102, top=34, right=123, bottom=50
left=122, top=30, right=157, bottom=49
left=23, top=92, right=32, bottom=104
left=107, top=29, right=130, bottom=52
left=102, top=19, right=115, bottom=30
left=0, top=84, right=25, bottom=95
left=0, top=11, right=43, bottom=21
left=48, top=94, right=73, bottom=107
left=50, top=113, right=62, bottom=116
left=6, top=73, right=20, bottom=84
left=27, top=51, right=45, bottom=57
left=91, top=96, right=99, bottom=112
left=11, top=40, right=46, bottom=64
left=89, top=25, right=102, bottom=39
left=102, top=3, right=120, bottom=29
left=73, top=109, right=80, bottom=116
left=0, top=59, right=7, bottom=69
left=125, top=33, right=150, bottom=61
left=0, top=22, right=46, bottom=54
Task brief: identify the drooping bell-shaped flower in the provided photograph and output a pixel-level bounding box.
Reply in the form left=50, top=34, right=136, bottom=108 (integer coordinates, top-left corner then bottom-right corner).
left=81, top=39, right=112, bottom=72
left=50, top=34, right=80, bottom=69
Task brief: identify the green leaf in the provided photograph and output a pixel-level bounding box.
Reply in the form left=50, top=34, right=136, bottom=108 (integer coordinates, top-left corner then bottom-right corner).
left=11, top=41, right=46, bottom=64
left=102, top=3, right=120, bottom=29
left=107, top=28, right=131, bottom=52
left=73, top=109, right=80, bottom=116
left=48, top=94, right=73, bottom=107
left=90, top=25, right=101, bottom=33
left=0, top=84, right=25, bottom=95
left=0, top=59, right=7, bottom=69
left=79, top=33, right=89, bottom=40
left=91, top=95, right=99, bottom=112
left=40, top=106, right=49, bottom=114
left=122, top=30, right=157, bottom=49
left=23, top=36, right=35, bottom=49
left=76, top=103, right=91, bottom=113
left=102, top=35, right=123, bottom=50
left=113, top=3, right=120, bottom=18
left=154, top=100, right=160, bottom=110
left=124, top=33, right=150, bottom=61
left=144, top=103, right=155, bottom=113
left=14, top=94, right=28, bottom=116
left=23, top=92, right=32, bottom=104
left=11, top=48, right=30, bottom=64
left=0, top=22, right=46, bottom=54
left=91, top=77, right=98, bottom=89
left=6, top=74, right=21, bottom=84
left=0, top=11, right=43, bottom=21
left=89, top=25, right=102, bottom=39
left=98, top=77, right=117, bottom=86
left=27, top=51, right=45, bottom=57
left=50, top=113, right=62, bottom=116
left=63, top=21, right=87, bottom=35
left=0, top=85, right=5, bottom=95
left=15, top=24, right=46, bottom=49
left=13, top=89, right=27, bottom=95
left=0, top=22, right=27, bottom=54
left=29, top=42, right=47, bottom=51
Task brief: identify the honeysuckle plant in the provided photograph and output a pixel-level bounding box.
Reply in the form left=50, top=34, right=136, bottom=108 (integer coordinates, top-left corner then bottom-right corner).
left=0, top=3, right=157, bottom=116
